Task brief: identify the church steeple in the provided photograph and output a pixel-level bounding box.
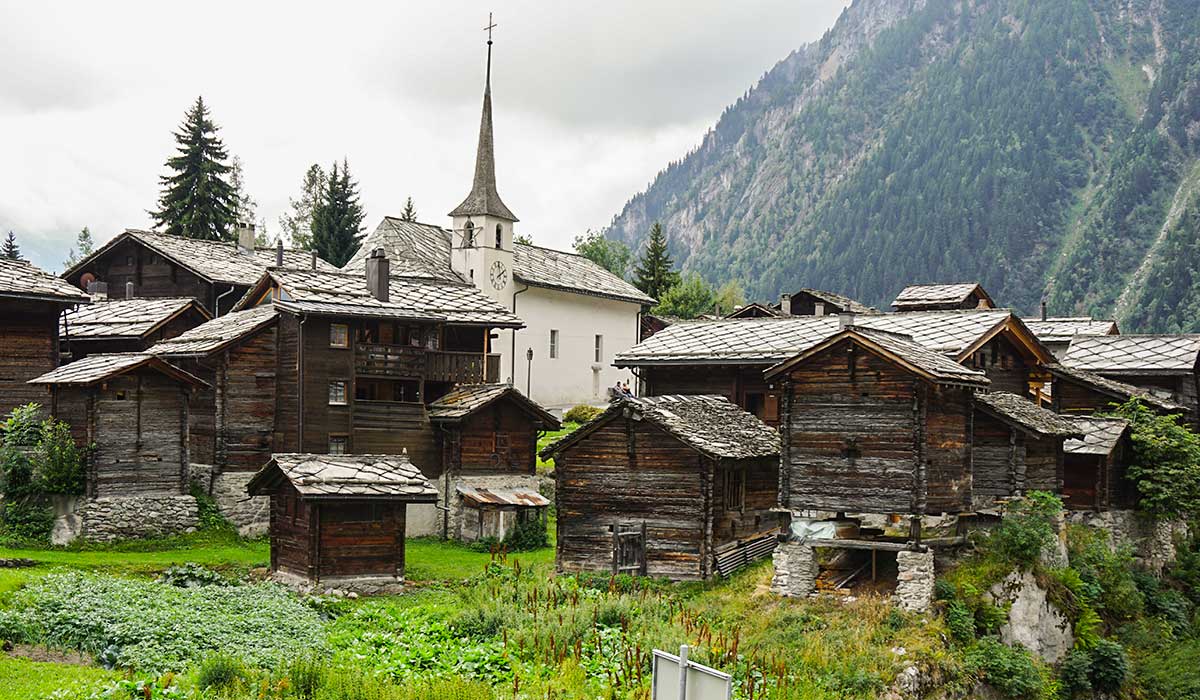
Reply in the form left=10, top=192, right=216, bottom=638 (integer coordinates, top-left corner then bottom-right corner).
left=449, top=14, right=518, bottom=223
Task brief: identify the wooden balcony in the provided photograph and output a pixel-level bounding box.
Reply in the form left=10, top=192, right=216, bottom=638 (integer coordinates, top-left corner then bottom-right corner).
left=427, top=351, right=500, bottom=384
left=353, top=400, right=426, bottom=431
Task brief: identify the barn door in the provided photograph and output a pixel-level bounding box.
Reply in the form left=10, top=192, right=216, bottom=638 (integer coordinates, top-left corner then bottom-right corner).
left=612, top=521, right=646, bottom=575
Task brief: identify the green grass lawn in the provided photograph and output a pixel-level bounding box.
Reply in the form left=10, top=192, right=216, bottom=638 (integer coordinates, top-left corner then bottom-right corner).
left=536, top=421, right=578, bottom=472
left=0, top=655, right=118, bottom=700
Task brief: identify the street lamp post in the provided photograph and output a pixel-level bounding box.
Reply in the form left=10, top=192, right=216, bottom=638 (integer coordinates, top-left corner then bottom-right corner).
left=525, top=347, right=533, bottom=396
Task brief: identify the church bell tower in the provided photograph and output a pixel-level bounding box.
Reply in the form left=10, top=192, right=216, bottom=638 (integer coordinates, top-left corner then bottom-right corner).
left=450, top=15, right=517, bottom=307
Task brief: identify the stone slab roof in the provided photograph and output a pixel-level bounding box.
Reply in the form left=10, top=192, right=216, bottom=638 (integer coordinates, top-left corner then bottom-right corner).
left=789, top=288, right=876, bottom=314
left=248, top=268, right=523, bottom=327
left=148, top=306, right=279, bottom=357
left=248, top=453, right=438, bottom=501
left=974, top=392, right=1082, bottom=437
left=345, top=218, right=653, bottom=304
left=1046, top=364, right=1184, bottom=413
left=28, top=353, right=207, bottom=388
left=1063, top=335, right=1200, bottom=374
left=0, top=258, right=91, bottom=304
left=892, top=282, right=993, bottom=310
left=456, top=483, right=550, bottom=508
left=61, top=297, right=209, bottom=340
left=64, top=229, right=337, bottom=287
left=428, top=383, right=559, bottom=427
left=616, top=310, right=1020, bottom=366
left=1065, top=418, right=1129, bottom=456
left=1023, top=317, right=1119, bottom=344
left=542, top=394, right=779, bottom=461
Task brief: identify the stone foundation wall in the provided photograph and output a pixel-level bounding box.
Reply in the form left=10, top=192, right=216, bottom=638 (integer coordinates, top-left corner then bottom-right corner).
left=210, top=471, right=269, bottom=536
left=74, top=496, right=199, bottom=542
left=271, top=569, right=407, bottom=596
left=894, top=550, right=935, bottom=612
left=771, top=541, right=817, bottom=597
left=1067, top=510, right=1188, bottom=571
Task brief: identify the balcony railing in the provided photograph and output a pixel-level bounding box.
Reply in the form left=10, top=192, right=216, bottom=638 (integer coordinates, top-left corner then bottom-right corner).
left=428, top=350, right=500, bottom=384
left=355, top=343, right=426, bottom=378
left=354, top=344, right=499, bottom=384
left=353, top=400, right=426, bottom=431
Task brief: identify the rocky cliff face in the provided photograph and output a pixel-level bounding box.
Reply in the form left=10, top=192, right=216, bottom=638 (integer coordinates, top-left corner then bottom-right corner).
left=606, top=0, right=1200, bottom=331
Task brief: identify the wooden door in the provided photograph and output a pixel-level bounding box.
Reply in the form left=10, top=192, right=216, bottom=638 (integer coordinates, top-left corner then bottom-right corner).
left=612, top=522, right=646, bottom=575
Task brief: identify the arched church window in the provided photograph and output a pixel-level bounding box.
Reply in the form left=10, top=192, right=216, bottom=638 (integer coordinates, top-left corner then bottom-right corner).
left=495, top=224, right=503, bottom=249
left=464, top=220, right=476, bottom=247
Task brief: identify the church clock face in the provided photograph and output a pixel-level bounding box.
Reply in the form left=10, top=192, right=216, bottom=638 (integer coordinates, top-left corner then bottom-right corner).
left=489, top=260, right=508, bottom=290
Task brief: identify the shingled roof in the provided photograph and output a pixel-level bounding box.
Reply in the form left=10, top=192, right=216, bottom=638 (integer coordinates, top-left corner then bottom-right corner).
left=1045, top=364, right=1185, bottom=413
left=892, top=283, right=994, bottom=311
left=616, top=309, right=1043, bottom=366
left=1063, top=335, right=1200, bottom=374
left=344, top=218, right=653, bottom=305
left=428, top=383, right=560, bottom=428
left=541, top=394, right=779, bottom=461
left=63, top=229, right=337, bottom=287
left=148, top=306, right=279, bottom=357
left=448, top=75, right=518, bottom=222
left=1023, top=317, right=1119, bottom=345
left=28, top=353, right=207, bottom=388
left=61, top=297, right=210, bottom=340
left=237, top=268, right=523, bottom=327
left=246, top=453, right=438, bottom=501
left=974, top=392, right=1082, bottom=438
left=764, top=326, right=990, bottom=387
left=0, top=258, right=90, bottom=304
left=788, top=288, right=876, bottom=314
left=1065, top=418, right=1130, bottom=456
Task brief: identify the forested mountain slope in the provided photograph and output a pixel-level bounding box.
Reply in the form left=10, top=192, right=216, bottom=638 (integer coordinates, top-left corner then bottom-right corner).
left=605, top=0, right=1200, bottom=331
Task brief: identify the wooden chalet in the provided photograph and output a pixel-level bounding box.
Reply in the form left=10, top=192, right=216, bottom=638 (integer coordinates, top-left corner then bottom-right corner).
left=1062, top=335, right=1200, bottom=428
left=765, top=326, right=990, bottom=516
left=1023, top=316, right=1118, bottom=360
left=728, top=289, right=874, bottom=320
left=61, top=228, right=336, bottom=315
left=427, top=383, right=559, bottom=542
left=0, top=258, right=90, bottom=417
left=725, top=302, right=778, bottom=319
left=971, top=392, right=1080, bottom=509
left=1062, top=418, right=1133, bottom=511
left=1046, top=363, right=1186, bottom=419
left=246, top=453, right=438, bottom=590
left=543, top=394, right=780, bottom=581
left=616, top=309, right=1054, bottom=425
left=28, top=354, right=207, bottom=498
left=892, top=283, right=994, bottom=312
left=61, top=296, right=211, bottom=360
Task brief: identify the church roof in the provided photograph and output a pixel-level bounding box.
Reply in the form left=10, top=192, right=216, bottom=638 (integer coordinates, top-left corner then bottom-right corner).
left=345, top=217, right=654, bottom=305
left=63, top=229, right=338, bottom=288
left=448, top=80, right=517, bottom=222
left=61, top=297, right=210, bottom=340
left=0, top=258, right=91, bottom=304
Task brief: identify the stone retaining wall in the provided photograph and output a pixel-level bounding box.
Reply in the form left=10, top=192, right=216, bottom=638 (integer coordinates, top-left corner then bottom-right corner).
left=894, top=550, right=935, bottom=612
left=210, top=471, right=269, bottom=536
left=74, top=496, right=199, bottom=542
left=1067, top=510, right=1188, bottom=571
left=771, top=541, right=817, bottom=597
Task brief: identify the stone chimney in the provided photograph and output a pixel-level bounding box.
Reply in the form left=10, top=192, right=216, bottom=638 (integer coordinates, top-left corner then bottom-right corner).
left=275, top=238, right=284, bottom=267
left=779, top=294, right=792, bottom=316
left=310, top=250, right=318, bottom=270
left=365, top=248, right=390, bottom=302
left=236, top=224, right=256, bottom=255
left=86, top=280, right=108, bottom=300
left=1041, top=300, right=1048, bottom=321
left=814, top=302, right=826, bottom=317
left=125, top=281, right=135, bottom=300
left=838, top=311, right=856, bottom=330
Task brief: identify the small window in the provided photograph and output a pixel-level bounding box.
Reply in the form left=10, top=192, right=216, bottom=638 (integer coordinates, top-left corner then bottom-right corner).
left=549, top=329, right=559, bottom=359
left=330, top=323, right=349, bottom=348
left=495, top=224, right=503, bottom=249
left=329, top=380, right=348, bottom=405
left=115, top=390, right=127, bottom=401
left=594, top=334, right=603, bottom=363
left=328, top=435, right=348, bottom=455
left=722, top=468, right=745, bottom=512
left=125, top=256, right=134, bottom=267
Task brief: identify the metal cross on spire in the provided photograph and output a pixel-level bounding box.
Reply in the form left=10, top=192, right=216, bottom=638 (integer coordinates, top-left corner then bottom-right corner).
left=484, top=12, right=497, bottom=84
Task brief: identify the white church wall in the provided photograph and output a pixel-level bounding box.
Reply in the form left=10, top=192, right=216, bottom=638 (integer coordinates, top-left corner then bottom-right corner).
left=497, top=286, right=640, bottom=409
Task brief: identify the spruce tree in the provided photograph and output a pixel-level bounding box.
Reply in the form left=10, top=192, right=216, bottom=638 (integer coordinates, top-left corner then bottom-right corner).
left=278, top=164, right=326, bottom=251
left=229, top=155, right=259, bottom=227
left=633, top=222, right=679, bottom=300
left=64, top=226, right=95, bottom=268
left=151, top=97, right=238, bottom=241
left=2, top=231, right=22, bottom=260
left=399, top=197, right=418, bottom=222
left=311, top=159, right=366, bottom=267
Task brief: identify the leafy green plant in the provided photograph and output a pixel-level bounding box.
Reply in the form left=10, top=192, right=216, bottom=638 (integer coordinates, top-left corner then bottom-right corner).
left=1, top=403, right=44, bottom=447
left=1088, top=639, right=1128, bottom=693
left=964, top=638, right=1048, bottom=699
left=157, top=563, right=234, bottom=588
left=1058, top=648, right=1092, bottom=699
left=195, top=653, right=245, bottom=692
left=1105, top=399, right=1200, bottom=517
left=562, top=405, right=602, bottom=424
left=946, top=600, right=976, bottom=643
left=0, top=500, right=54, bottom=543
left=188, top=481, right=233, bottom=533
left=994, top=492, right=1063, bottom=567
left=36, top=418, right=86, bottom=495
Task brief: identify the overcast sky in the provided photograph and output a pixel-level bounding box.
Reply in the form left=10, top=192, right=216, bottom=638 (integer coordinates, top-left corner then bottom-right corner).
left=1, top=0, right=849, bottom=272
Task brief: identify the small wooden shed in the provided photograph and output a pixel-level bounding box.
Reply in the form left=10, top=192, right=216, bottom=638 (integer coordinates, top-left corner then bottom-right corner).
left=427, top=383, right=559, bottom=542
left=246, top=453, right=438, bottom=590
left=972, top=392, right=1081, bottom=508
left=29, top=353, right=208, bottom=498
left=1062, top=418, right=1133, bottom=511
left=543, top=394, right=780, bottom=581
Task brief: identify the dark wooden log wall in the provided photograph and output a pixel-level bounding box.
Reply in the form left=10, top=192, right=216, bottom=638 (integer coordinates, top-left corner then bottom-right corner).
left=972, top=413, right=1063, bottom=503
left=274, top=312, right=302, bottom=452
left=964, top=335, right=1032, bottom=396
left=269, top=487, right=313, bottom=577
left=88, top=372, right=189, bottom=498
left=317, top=501, right=406, bottom=578
left=0, top=303, right=61, bottom=418
left=217, top=325, right=277, bottom=472
left=451, top=400, right=538, bottom=476
left=709, top=456, right=780, bottom=546
left=1051, top=377, right=1123, bottom=415
left=555, top=420, right=708, bottom=580
left=643, top=364, right=781, bottom=424
left=65, top=238, right=222, bottom=310
left=923, top=385, right=973, bottom=513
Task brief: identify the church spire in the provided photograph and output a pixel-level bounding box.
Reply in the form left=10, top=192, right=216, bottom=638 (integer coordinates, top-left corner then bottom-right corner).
left=449, top=13, right=518, bottom=223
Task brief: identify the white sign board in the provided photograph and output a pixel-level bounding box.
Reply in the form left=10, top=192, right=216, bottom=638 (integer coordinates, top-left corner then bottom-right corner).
left=651, top=645, right=733, bottom=700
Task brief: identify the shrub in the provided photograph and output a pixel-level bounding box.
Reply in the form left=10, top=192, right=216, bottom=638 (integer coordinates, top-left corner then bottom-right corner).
left=36, top=418, right=86, bottom=495
left=1, top=403, right=44, bottom=447
left=965, top=638, right=1047, bottom=699
left=1169, top=526, right=1200, bottom=605
left=946, top=600, right=976, bottom=643
left=994, top=491, right=1063, bottom=567
left=562, top=404, right=602, bottom=424
left=933, top=577, right=957, bottom=602
left=288, top=653, right=328, bottom=700
left=157, top=563, right=234, bottom=588
left=188, top=481, right=233, bottom=533
left=1088, top=639, right=1128, bottom=693
left=0, top=500, right=54, bottom=543
left=195, top=653, right=245, bottom=691
left=1105, top=399, right=1200, bottom=517
left=1058, top=648, right=1092, bottom=698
